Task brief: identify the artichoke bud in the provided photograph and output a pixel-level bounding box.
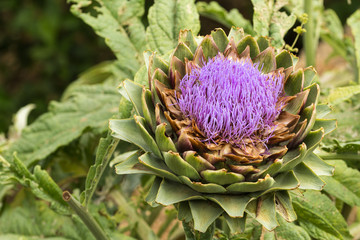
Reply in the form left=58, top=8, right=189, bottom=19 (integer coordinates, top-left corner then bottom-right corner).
left=110, top=27, right=336, bottom=233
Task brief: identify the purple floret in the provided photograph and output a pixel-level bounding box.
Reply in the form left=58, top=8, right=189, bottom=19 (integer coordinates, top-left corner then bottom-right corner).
left=177, top=55, right=284, bottom=145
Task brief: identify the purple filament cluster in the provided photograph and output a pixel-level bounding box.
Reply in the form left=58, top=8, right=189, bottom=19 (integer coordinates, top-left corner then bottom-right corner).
left=177, top=55, right=284, bottom=145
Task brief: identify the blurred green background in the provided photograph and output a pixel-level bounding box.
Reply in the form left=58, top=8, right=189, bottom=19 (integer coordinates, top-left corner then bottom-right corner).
left=1, top=0, right=359, bottom=133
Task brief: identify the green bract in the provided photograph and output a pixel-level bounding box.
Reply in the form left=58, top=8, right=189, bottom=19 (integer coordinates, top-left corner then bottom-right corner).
left=109, top=28, right=336, bottom=233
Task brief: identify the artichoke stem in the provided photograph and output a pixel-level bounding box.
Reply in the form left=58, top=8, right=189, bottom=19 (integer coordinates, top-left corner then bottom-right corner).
left=304, top=0, right=316, bottom=67
left=63, top=191, right=109, bottom=240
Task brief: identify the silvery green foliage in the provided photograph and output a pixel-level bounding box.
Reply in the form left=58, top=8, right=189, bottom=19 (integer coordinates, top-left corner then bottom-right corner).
left=1, top=1, right=360, bottom=239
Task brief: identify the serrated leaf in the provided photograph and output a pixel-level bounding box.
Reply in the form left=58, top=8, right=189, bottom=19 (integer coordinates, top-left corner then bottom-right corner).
left=62, top=61, right=132, bottom=100
left=323, top=160, right=360, bottom=207
left=196, top=1, right=254, bottom=35
left=82, top=133, right=119, bottom=206
left=6, top=85, right=132, bottom=166
left=347, top=10, right=360, bottom=83
left=326, top=85, right=360, bottom=105
left=68, top=0, right=145, bottom=74
left=8, top=155, right=69, bottom=214
left=33, top=165, right=65, bottom=204
left=251, top=0, right=296, bottom=47
left=0, top=193, right=81, bottom=239
left=322, top=9, right=344, bottom=41
left=320, top=8, right=354, bottom=65
left=292, top=190, right=352, bottom=240
left=146, top=0, right=200, bottom=55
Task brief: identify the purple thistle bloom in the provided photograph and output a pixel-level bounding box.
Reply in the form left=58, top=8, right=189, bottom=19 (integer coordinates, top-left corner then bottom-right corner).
left=177, top=55, right=284, bottom=145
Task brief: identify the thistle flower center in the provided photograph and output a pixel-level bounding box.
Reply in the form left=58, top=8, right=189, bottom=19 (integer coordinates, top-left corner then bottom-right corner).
left=177, top=55, right=284, bottom=144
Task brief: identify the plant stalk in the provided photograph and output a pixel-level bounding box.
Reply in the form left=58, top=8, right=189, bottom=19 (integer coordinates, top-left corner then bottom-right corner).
left=63, top=191, right=109, bottom=240
left=85, top=138, right=119, bottom=207
left=304, top=0, right=316, bottom=67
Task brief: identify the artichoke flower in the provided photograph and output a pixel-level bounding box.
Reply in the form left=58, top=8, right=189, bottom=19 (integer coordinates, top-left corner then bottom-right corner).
left=110, top=28, right=335, bottom=234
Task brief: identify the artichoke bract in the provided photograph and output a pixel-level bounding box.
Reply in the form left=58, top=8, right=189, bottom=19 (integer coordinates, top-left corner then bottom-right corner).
left=110, top=28, right=336, bottom=233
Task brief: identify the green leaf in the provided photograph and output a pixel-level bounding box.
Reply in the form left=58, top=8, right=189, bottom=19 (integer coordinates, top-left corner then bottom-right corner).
left=313, top=119, right=337, bottom=135
left=237, top=35, right=260, bottom=59
left=322, top=176, right=360, bottom=207
left=115, top=151, right=150, bottom=175
left=326, top=85, right=360, bottom=105
left=201, top=169, right=244, bottom=185
left=279, top=143, right=307, bottom=173
left=303, top=67, right=317, bottom=88
left=0, top=194, right=84, bottom=239
left=292, top=190, right=352, bottom=240
left=68, top=0, right=145, bottom=74
left=211, top=28, right=229, bottom=53
left=261, top=171, right=299, bottom=195
left=206, top=194, right=251, bottom=218
left=145, top=177, right=162, bottom=206
left=320, top=9, right=354, bottom=65
left=139, top=152, right=181, bottom=183
left=276, top=50, right=294, bottom=69
left=322, top=9, right=344, bottom=41
left=303, top=153, right=334, bottom=176
left=109, top=191, right=157, bottom=240
left=223, top=213, right=246, bottom=233
left=155, top=179, right=204, bottom=206
left=347, top=10, right=360, bottom=83
left=189, top=200, right=223, bottom=233
left=178, top=201, right=193, bottom=223
left=8, top=154, right=69, bottom=214
left=293, top=162, right=324, bottom=190
left=7, top=85, right=131, bottom=166
left=120, top=79, right=145, bottom=116
left=226, top=174, right=275, bottom=193
left=284, top=90, right=309, bottom=115
left=253, top=47, right=276, bottom=73
left=251, top=0, right=296, bottom=47
left=275, top=191, right=297, bottom=222
left=284, top=69, right=304, bottom=96
left=316, top=104, right=331, bottom=119
left=246, top=193, right=278, bottom=231
left=110, top=118, right=152, bottom=153
left=163, top=151, right=201, bottom=180
left=82, top=133, right=119, bottom=206
left=323, top=160, right=360, bottom=207
left=33, top=165, right=65, bottom=204
left=179, top=176, right=227, bottom=193
left=155, top=123, right=177, bottom=152
left=134, top=116, right=162, bottom=158
left=146, top=0, right=200, bottom=55
left=274, top=214, right=311, bottom=240
left=196, top=1, right=254, bottom=35
left=62, top=61, right=132, bottom=100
